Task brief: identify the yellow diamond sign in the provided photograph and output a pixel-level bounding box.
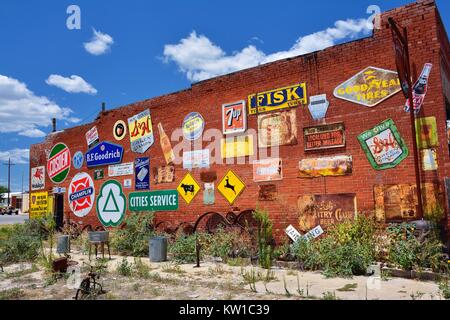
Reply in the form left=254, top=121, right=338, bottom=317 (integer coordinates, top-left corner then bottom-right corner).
left=217, top=170, right=246, bottom=205
left=177, top=172, right=200, bottom=204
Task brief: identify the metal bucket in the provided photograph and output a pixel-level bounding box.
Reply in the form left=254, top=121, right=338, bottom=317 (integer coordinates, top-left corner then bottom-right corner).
left=56, top=235, right=70, bottom=254
left=88, top=231, right=109, bottom=243
left=149, top=236, right=168, bottom=262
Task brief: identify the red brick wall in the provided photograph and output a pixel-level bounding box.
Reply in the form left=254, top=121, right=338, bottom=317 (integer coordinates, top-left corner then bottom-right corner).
left=29, top=0, right=450, bottom=242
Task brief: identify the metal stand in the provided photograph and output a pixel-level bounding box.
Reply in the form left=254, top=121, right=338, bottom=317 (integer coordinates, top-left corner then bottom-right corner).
left=89, top=241, right=111, bottom=261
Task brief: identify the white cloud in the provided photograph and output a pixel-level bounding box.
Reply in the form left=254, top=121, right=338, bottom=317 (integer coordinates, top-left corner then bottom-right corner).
left=0, top=149, right=29, bottom=164
left=163, top=18, right=372, bottom=82
left=84, top=29, right=114, bottom=56
left=46, top=74, right=97, bottom=95
left=0, top=75, right=79, bottom=138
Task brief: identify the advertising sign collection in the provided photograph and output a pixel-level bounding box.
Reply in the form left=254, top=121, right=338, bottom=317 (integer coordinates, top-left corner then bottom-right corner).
left=33, top=61, right=433, bottom=232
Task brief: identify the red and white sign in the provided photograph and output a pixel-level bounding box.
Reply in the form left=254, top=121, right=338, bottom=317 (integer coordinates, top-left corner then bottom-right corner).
left=85, top=126, right=99, bottom=148
left=222, top=101, right=247, bottom=135
left=31, top=166, right=45, bottom=191
left=68, top=172, right=95, bottom=218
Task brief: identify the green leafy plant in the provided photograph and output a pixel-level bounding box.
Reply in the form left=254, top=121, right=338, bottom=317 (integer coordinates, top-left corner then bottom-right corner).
left=253, top=209, right=273, bottom=269
left=206, top=228, right=252, bottom=261
left=439, top=278, right=450, bottom=300
left=169, top=234, right=198, bottom=263
left=110, top=212, right=155, bottom=257
left=116, top=258, right=133, bottom=277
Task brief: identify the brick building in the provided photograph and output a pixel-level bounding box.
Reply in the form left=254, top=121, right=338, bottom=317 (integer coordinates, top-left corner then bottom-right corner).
left=29, top=0, right=450, bottom=243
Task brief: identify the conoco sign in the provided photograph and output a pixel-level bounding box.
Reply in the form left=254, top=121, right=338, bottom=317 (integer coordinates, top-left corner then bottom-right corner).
left=47, top=143, right=71, bottom=184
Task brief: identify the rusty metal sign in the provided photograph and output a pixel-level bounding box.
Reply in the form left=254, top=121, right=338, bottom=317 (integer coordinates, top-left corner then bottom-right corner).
left=258, top=184, right=277, bottom=201
left=298, top=155, right=352, bottom=178
left=153, top=165, right=175, bottom=184
left=297, top=194, right=357, bottom=232
left=304, top=123, right=345, bottom=151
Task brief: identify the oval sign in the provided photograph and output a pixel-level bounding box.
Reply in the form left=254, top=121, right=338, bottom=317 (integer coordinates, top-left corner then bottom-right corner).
left=113, top=120, right=127, bottom=141
left=73, top=151, right=84, bottom=169
left=47, top=143, right=71, bottom=184
left=68, top=172, right=95, bottom=218
left=182, top=112, right=204, bottom=141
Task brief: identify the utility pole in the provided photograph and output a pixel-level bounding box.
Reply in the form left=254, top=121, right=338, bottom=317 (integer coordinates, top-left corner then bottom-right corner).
left=3, top=158, right=16, bottom=207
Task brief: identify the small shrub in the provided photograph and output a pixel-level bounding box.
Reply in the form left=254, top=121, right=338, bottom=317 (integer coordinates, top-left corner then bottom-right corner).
left=206, top=228, right=252, bottom=261
left=253, top=209, right=273, bottom=269
left=110, top=212, right=155, bottom=257
left=0, top=288, right=25, bottom=300
left=116, top=258, right=133, bottom=277
left=169, top=234, right=198, bottom=263
left=439, top=278, right=450, bottom=300
left=133, top=258, right=152, bottom=279
left=322, top=291, right=339, bottom=300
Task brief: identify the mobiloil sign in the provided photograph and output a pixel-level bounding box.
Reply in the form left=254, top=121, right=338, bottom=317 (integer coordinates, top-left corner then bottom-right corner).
left=85, top=142, right=123, bottom=168
left=248, top=83, right=307, bottom=115
left=129, top=190, right=179, bottom=212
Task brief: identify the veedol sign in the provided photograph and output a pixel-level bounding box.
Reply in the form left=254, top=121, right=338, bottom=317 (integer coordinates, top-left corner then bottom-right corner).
left=85, top=142, right=124, bottom=168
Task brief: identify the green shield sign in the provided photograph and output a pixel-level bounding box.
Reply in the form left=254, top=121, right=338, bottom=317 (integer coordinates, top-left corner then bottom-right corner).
left=96, top=180, right=127, bottom=227
left=129, top=190, right=179, bottom=212
left=357, top=119, right=409, bottom=170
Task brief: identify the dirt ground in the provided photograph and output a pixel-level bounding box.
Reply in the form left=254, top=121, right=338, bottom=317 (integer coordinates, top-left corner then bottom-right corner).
left=0, top=246, right=445, bottom=300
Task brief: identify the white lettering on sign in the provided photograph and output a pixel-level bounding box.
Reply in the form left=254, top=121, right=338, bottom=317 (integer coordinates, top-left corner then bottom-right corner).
left=285, top=225, right=324, bottom=243
left=285, top=225, right=302, bottom=243
left=48, top=150, right=69, bottom=177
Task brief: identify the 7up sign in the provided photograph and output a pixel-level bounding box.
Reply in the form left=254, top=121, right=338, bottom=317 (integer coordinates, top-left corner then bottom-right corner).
left=96, top=180, right=127, bottom=227
left=47, top=143, right=71, bottom=184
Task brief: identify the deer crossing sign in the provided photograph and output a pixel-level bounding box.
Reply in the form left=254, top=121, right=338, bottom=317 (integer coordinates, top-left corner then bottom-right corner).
left=217, top=170, right=246, bottom=205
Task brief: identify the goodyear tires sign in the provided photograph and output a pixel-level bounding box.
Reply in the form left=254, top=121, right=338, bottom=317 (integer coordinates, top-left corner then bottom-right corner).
left=248, top=83, right=307, bottom=115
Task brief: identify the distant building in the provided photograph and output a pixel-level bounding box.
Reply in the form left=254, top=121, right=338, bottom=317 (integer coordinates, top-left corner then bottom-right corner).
left=0, top=192, right=29, bottom=214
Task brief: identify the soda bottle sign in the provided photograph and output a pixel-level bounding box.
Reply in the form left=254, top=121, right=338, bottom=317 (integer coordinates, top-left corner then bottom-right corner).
left=404, top=63, right=432, bottom=114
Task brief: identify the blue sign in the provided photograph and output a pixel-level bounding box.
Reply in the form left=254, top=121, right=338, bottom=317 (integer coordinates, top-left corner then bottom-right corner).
left=73, top=151, right=84, bottom=169
left=85, top=142, right=123, bottom=168
left=135, top=157, right=150, bottom=190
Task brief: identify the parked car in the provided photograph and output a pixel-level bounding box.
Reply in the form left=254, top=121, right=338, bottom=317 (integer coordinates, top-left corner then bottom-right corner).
left=0, top=206, right=19, bottom=215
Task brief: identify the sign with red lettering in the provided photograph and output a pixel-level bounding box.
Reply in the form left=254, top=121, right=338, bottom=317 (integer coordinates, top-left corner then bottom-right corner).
left=304, top=123, right=345, bottom=151
left=222, top=101, right=247, bottom=135
left=68, top=172, right=95, bottom=218
left=357, top=119, right=408, bottom=170
left=128, top=109, right=154, bottom=154
left=47, top=143, right=71, bottom=184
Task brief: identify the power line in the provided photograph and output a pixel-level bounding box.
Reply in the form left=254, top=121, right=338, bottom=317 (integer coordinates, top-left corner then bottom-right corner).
left=3, top=158, right=16, bottom=207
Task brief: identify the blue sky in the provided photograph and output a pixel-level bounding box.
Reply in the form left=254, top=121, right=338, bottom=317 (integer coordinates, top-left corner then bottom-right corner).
left=0, top=0, right=449, bottom=192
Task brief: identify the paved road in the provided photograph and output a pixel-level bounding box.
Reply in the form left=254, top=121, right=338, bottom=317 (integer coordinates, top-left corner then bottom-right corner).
left=0, top=214, right=29, bottom=225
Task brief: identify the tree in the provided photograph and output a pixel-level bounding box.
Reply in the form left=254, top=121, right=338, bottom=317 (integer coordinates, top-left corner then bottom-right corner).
left=0, top=186, right=8, bottom=204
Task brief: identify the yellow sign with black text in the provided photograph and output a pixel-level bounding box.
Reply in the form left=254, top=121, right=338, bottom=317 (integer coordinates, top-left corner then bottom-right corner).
left=177, top=172, right=200, bottom=204
left=30, top=192, right=50, bottom=219
left=217, top=170, right=246, bottom=205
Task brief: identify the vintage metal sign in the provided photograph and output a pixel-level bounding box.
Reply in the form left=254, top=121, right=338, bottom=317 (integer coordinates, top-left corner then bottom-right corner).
left=182, top=112, right=205, bottom=141
left=297, top=194, right=356, bottom=232
left=177, top=172, right=200, bottom=205
left=221, top=135, right=254, bottom=159
left=258, top=184, right=277, bottom=201
left=96, top=180, right=127, bottom=227
left=85, top=126, right=99, bottom=149
left=128, top=109, right=154, bottom=153
left=113, top=120, right=127, bottom=141
left=31, top=166, right=45, bottom=191
left=374, top=184, right=419, bottom=221
left=85, top=141, right=123, bottom=168
left=258, top=109, right=298, bottom=148
left=357, top=119, right=408, bottom=170
left=222, top=101, right=247, bottom=135
left=108, top=162, right=134, bottom=177
left=298, top=155, right=353, bottom=178
left=253, top=158, right=282, bottom=182
left=415, top=117, right=438, bottom=149
left=308, top=94, right=329, bottom=120
left=183, top=149, right=210, bottom=170
left=129, top=190, right=179, bottom=212
left=47, top=143, right=71, bottom=184
left=304, top=123, right=345, bottom=151
left=421, top=149, right=438, bottom=171
left=135, top=157, right=150, bottom=190
left=334, top=67, right=401, bottom=107
left=73, top=151, right=84, bottom=170
left=405, top=63, right=432, bottom=114
left=203, top=183, right=215, bottom=205
left=285, top=225, right=302, bottom=243
left=68, top=172, right=95, bottom=218
left=94, top=169, right=104, bottom=180
left=154, top=165, right=175, bottom=185
left=217, top=170, right=246, bottom=205
left=30, top=192, right=49, bottom=219
left=123, top=179, right=132, bottom=189
left=248, top=83, right=307, bottom=115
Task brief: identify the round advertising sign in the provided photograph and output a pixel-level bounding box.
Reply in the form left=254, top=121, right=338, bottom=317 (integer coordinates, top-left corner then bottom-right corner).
left=96, top=180, right=127, bottom=227
left=47, top=143, right=71, bottom=184
left=68, top=172, right=95, bottom=218
left=113, top=120, right=127, bottom=141
left=73, top=151, right=84, bottom=169
left=182, top=112, right=204, bottom=141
